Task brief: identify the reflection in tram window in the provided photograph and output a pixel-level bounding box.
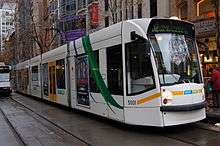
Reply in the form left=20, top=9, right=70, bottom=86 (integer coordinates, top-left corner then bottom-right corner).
left=107, top=44, right=123, bottom=95
left=56, top=59, right=66, bottom=89
left=149, top=34, right=202, bottom=85
left=126, top=41, right=155, bottom=95
left=32, top=66, right=38, bottom=81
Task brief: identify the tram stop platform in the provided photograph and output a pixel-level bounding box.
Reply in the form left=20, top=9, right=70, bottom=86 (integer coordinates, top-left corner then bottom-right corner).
left=206, top=108, right=220, bottom=122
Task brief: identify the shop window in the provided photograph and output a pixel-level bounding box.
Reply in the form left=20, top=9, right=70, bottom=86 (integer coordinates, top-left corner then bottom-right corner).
left=32, top=66, right=38, bottom=81
left=56, top=59, right=66, bottom=89
left=138, top=4, right=142, bottom=18
left=105, top=0, right=109, bottom=11
left=197, top=0, right=218, bottom=17
left=89, top=51, right=100, bottom=93
left=105, top=16, right=109, bottom=27
left=107, top=44, right=123, bottom=95
left=150, top=0, right=157, bottom=17
left=126, top=8, right=128, bottom=19
left=131, top=5, right=134, bottom=19
left=78, top=0, right=86, bottom=9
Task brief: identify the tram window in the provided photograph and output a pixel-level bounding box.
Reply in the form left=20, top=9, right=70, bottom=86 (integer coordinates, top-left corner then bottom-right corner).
left=42, top=63, right=49, bottom=96
left=126, top=41, right=155, bottom=95
left=32, top=66, right=38, bottom=81
left=89, top=51, right=100, bottom=93
left=56, top=59, right=66, bottom=89
left=107, top=44, right=123, bottom=95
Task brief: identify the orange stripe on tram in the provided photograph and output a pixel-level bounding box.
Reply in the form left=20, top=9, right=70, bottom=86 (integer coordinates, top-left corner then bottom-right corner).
left=172, top=91, right=184, bottom=96
left=137, top=93, right=161, bottom=105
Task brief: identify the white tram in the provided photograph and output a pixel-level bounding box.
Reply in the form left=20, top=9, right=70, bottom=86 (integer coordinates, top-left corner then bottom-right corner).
left=16, top=18, right=206, bottom=126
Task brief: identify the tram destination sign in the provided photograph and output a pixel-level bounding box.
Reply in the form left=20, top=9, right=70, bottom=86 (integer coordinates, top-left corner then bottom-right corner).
left=148, top=19, right=195, bottom=37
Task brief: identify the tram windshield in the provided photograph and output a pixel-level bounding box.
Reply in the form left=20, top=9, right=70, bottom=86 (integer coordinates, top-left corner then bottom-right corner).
left=0, top=66, right=10, bottom=82
left=149, top=33, right=202, bottom=86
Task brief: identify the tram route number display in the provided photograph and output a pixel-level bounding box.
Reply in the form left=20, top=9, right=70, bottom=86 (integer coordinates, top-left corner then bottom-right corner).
left=148, top=19, right=195, bottom=37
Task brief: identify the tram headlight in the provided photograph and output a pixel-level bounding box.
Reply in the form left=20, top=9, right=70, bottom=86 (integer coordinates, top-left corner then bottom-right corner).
left=162, top=90, right=173, bottom=105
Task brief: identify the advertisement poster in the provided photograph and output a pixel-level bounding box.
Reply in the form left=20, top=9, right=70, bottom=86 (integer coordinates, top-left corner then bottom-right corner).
left=76, top=56, right=90, bottom=106
left=60, top=15, right=86, bottom=42
left=89, top=3, right=99, bottom=28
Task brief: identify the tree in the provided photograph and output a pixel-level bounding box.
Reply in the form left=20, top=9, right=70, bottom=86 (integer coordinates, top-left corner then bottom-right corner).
left=16, top=0, right=60, bottom=60
left=29, top=0, right=60, bottom=56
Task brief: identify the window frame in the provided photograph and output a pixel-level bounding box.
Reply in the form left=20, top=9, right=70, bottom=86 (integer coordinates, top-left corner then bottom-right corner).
left=56, top=59, right=66, bottom=89
left=106, top=44, right=124, bottom=95
left=31, top=65, right=39, bottom=81
left=125, top=41, right=156, bottom=96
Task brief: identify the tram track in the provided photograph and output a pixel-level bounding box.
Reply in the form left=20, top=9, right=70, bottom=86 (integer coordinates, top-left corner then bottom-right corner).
left=0, top=98, right=26, bottom=146
left=9, top=94, right=220, bottom=146
left=162, top=134, right=200, bottom=146
left=7, top=97, right=92, bottom=146
left=159, top=122, right=220, bottom=146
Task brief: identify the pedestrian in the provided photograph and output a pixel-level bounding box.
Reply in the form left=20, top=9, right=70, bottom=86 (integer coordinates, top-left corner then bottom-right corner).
left=211, top=67, right=220, bottom=108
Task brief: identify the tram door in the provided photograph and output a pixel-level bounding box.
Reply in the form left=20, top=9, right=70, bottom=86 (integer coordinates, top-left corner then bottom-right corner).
left=48, top=62, right=57, bottom=101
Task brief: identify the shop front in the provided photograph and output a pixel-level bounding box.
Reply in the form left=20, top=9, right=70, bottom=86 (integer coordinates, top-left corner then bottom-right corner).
left=194, top=17, right=219, bottom=109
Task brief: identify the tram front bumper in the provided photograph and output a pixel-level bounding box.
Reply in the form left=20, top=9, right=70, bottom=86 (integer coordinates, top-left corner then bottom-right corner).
left=0, top=87, right=12, bottom=95
left=161, top=101, right=206, bottom=126
left=160, top=101, right=206, bottom=112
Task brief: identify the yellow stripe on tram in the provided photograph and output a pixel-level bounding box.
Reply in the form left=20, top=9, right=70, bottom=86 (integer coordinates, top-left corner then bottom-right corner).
left=172, top=91, right=184, bottom=96
left=137, top=89, right=203, bottom=105
left=137, top=93, right=161, bottom=105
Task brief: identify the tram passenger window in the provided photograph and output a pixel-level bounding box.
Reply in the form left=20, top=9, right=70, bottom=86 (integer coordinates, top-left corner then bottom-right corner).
left=42, top=63, right=49, bottom=96
left=126, top=41, right=155, bottom=95
left=56, top=59, right=66, bottom=89
left=32, top=66, right=38, bottom=81
left=107, top=44, right=123, bottom=95
left=89, top=51, right=100, bottom=93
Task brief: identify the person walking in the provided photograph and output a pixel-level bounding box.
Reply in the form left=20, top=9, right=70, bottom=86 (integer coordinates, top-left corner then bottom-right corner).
left=211, top=67, right=220, bottom=108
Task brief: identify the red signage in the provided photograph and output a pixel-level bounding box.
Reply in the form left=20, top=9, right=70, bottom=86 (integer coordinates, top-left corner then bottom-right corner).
left=89, top=3, right=99, bottom=28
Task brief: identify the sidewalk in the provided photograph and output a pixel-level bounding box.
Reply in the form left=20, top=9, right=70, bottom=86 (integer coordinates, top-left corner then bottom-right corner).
left=206, top=108, right=220, bottom=121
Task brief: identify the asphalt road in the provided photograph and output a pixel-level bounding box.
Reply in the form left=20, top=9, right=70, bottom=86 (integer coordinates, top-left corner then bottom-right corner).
left=0, top=93, right=220, bottom=146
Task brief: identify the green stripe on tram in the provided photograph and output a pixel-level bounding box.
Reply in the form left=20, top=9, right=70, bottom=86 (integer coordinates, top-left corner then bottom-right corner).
left=82, top=36, right=123, bottom=110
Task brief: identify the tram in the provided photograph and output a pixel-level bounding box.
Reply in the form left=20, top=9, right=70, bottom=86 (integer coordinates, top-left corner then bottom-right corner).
left=16, top=18, right=206, bottom=126
left=0, top=63, right=12, bottom=95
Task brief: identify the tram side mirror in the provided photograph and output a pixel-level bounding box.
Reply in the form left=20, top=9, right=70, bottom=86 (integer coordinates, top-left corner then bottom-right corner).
left=205, top=47, right=209, bottom=60
left=130, top=31, right=145, bottom=41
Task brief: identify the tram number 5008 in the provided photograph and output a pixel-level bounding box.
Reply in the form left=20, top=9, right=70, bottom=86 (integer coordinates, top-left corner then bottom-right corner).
left=128, top=100, right=136, bottom=105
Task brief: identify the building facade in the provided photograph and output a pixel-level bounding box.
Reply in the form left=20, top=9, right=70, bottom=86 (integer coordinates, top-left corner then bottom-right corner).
left=170, top=0, right=220, bottom=108
left=170, top=0, right=220, bottom=78
left=0, top=2, right=15, bottom=51
left=15, top=0, right=171, bottom=61
left=47, top=0, right=171, bottom=45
